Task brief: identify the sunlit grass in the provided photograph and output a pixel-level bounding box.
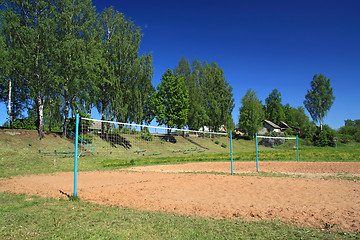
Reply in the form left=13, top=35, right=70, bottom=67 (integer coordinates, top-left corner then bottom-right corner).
left=0, top=192, right=356, bottom=239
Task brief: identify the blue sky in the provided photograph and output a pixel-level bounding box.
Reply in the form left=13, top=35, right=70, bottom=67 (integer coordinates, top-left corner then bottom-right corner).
left=1, top=0, right=359, bottom=129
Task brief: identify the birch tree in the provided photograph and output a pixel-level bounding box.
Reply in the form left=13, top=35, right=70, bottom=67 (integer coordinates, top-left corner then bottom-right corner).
left=304, top=74, right=335, bottom=131
left=2, top=0, right=56, bottom=137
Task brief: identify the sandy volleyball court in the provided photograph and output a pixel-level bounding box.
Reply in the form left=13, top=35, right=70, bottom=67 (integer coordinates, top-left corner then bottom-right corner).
left=1, top=162, right=359, bottom=232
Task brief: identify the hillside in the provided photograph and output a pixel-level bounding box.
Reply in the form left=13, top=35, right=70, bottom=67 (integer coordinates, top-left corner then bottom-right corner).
left=0, top=129, right=258, bottom=178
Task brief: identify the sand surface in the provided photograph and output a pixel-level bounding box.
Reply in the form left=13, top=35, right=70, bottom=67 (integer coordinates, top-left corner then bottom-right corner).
left=1, top=162, right=359, bottom=232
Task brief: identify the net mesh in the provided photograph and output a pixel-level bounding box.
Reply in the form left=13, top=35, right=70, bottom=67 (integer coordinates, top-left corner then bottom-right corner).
left=256, top=135, right=299, bottom=162
left=79, top=118, right=229, bottom=160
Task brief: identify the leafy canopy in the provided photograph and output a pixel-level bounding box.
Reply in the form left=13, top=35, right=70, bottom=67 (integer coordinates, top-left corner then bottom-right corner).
left=151, top=69, right=189, bottom=129
left=238, top=89, right=264, bottom=137
left=304, top=74, right=335, bottom=130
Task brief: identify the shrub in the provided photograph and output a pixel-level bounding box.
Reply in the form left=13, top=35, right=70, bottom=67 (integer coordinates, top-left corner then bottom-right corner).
left=131, top=128, right=139, bottom=135
left=312, top=125, right=336, bottom=147
left=355, top=132, right=360, bottom=142
left=339, top=134, right=353, bottom=143
left=140, top=133, right=153, bottom=141
left=13, top=119, right=36, bottom=130
left=120, top=127, right=132, bottom=134
left=338, top=125, right=360, bottom=143
left=215, top=140, right=220, bottom=144
left=237, top=135, right=251, bottom=140
left=221, top=143, right=227, bottom=148
left=140, top=127, right=153, bottom=141
left=284, top=128, right=296, bottom=137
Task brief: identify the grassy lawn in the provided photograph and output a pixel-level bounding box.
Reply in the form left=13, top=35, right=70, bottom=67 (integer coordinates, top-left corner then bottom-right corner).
left=0, top=192, right=356, bottom=239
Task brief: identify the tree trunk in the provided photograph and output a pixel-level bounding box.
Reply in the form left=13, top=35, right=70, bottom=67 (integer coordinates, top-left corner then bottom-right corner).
left=101, top=108, right=105, bottom=136
left=8, top=79, right=13, bottom=128
left=62, top=101, right=70, bottom=138
left=319, top=114, right=323, bottom=131
left=49, top=98, right=53, bottom=132
left=37, top=96, right=45, bottom=138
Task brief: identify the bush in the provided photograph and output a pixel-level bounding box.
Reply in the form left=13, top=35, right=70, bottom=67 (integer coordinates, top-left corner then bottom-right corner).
left=221, top=143, right=227, bottom=148
left=131, top=128, right=139, bottom=135
left=120, top=127, right=132, bottom=134
left=339, top=134, right=353, bottom=143
left=284, top=128, right=296, bottom=137
left=140, top=127, right=153, bottom=141
left=338, top=125, right=360, bottom=143
left=355, top=132, right=360, bottom=142
left=13, top=119, right=36, bottom=130
left=238, top=135, right=252, bottom=140
left=67, top=112, right=92, bottom=133
left=312, top=125, right=336, bottom=147
left=214, top=140, right=220, bottom=144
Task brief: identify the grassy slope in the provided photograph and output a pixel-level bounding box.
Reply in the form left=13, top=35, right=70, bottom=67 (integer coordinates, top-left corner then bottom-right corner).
left=1, top=129, right=359, bottom=177
left=0, top=129, right=261, bottom=178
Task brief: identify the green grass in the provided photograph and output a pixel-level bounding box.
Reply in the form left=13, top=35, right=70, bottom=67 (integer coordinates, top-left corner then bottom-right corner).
left=1, top=129, right=359, bottom=178
left=1, top=192, right=357, bottom=239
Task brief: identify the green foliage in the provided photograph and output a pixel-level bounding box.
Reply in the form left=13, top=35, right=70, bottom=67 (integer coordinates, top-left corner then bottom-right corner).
left=67, top=112, right=91, bottom=133
left=173, top=57, right=234, bottom=131
left=313, top=125, right=336, bottom=147
left=214, top=140, right=220, bottom=144
left=201, top=62, right=235, bottom=132
left=94, top=7, right=154, bottom=126
left=115, top=127, right=131, bottom=135
left=284, top=128, right=296, bottom=137
left=1, top=1, right=154, bottom=137
left=265, top=89, right=285, bottom=124
left=284, top=105, right=314, bottom=138
left=304, top=74, right=335, bottom=130
left=238, top=89, right=265, bottom=137
left=221, top=142, right=227, bottom=148
left=131, top=128, right=139, bottom=135
left=344, top=119, right=360, bottom=128
left=140, top=127, right=153, bottom=141
left=152, top=69, right=189, bottom=129
left=1, top=0, right=57, bottom=137
left=338, top=119, right=360, bottom=143
left=12, top=119, right=36, bottom=130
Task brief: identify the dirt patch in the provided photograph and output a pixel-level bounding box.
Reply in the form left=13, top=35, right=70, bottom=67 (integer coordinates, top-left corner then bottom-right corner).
left=127, top=161, right=360, bottom=177
left=0, top=162, right=359, bottom=232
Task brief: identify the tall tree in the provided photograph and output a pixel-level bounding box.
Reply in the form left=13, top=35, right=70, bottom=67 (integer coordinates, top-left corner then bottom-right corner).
left=174, top=58, right=234, bottom=132
left=202, top=61, right=234, bottom=131
left=152, top=69, right=189, bottom=130
left=95, top=7, right=153, bottom=127
left=284, top=104, right=313, bottom=137
left=174, top=56, right=191, bottom=81
left=53, top=0, right=97, bottom=137
left=2, top=0, right=57, bottom=137
left=265, top=89, right=285, bottom=124
left=0, top=25, right=12, bottom=126
left=127, top=53, right=154, bottom=125
left=304, top=74, right=335, bottom=130
left=187, top=59, right=208, bottom=130
left=174, top=57, right=204, bottom=130
left=238, top=89, right=264, bottom=137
